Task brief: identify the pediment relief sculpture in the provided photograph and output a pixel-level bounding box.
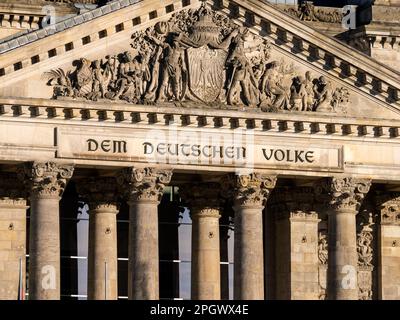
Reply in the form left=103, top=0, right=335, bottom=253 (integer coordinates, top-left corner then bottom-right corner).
left=43, top=4, right=350, bottom=114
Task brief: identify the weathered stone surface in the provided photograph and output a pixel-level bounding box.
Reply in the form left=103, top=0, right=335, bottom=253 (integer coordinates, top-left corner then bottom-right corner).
left=315, top=177, right=371, bottom=300
left=181, top=182, right=222, bottom=300
left=118, top=167, right=172, bottom=300
left=18, top=162, right=74, bottom=300
left=77, top=177, right=120, bottom=300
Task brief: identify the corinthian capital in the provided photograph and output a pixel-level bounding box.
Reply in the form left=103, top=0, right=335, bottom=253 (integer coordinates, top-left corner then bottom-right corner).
left=314, top=177, right=371, bottom=212
left=180, top=182, right=222, bottom=218
left=17, top=162, right=74, bottom=199
left=223, top=173, right=277, bottom=207
left=117, top=167, right=172, bottom=202
left=77, top=177, right=119, bottom=212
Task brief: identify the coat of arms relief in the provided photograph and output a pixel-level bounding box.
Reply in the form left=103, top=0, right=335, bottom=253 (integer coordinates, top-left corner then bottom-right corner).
left=44, top=5, right=350, bottom=113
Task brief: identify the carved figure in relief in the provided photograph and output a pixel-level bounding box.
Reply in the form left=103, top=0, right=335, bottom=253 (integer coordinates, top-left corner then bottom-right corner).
left=314, top=76, right=333, bottom=112
left=260, top=61, right=290, bottom=111
left=158, top=34, right=187, bottom=102
left=290, top=76, right=308, bottom=111
left=303, top=71, right=315, bottom=111
left=91, top=60, right=112, bottom=99
left=44, top=4, right=350, bottom=114
left=76, top=58, right=93, bottom=97
left=227, top=31, right=260, bottom=107
left=357, top=213, right=374, bottom=267
left=112, top=51, right=141, bottom=102
left=318, top=232, right=328, bottom=265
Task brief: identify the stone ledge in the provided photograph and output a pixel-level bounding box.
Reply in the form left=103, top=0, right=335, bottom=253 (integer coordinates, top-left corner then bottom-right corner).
left=0, top=97, right=399, bottom=140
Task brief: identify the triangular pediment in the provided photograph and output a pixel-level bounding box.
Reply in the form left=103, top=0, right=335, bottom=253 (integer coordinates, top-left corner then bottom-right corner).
left=0, top=0, right=400, bottom=120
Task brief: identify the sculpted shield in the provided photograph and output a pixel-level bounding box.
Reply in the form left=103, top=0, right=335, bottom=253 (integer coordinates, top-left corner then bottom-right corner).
left=186, top=46, right=227, bottom=103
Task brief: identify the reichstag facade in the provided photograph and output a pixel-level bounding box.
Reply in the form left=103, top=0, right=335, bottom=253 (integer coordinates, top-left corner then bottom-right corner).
left=0, top=0, right=399, bottom=300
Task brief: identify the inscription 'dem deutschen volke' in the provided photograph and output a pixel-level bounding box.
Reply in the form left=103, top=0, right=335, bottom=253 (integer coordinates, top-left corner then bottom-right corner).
left=86, top=139, right=315, bottom=164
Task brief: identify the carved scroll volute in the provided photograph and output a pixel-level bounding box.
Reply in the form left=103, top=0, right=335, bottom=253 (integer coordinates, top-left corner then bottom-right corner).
left=314, top=177, right=372, bottom=212
left=17, top=162, right=74, bottom=199
left=222, top=173, right=277, bottom=208
left=117, top=167, right=173, bottom=203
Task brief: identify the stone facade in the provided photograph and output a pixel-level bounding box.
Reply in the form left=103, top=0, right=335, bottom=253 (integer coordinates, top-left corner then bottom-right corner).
left=0, top=0, right=399, bottom=300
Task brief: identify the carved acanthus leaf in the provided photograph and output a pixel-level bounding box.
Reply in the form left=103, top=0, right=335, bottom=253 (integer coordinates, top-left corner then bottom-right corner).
left=17, top=162, right=74, bottom=198
left=314, top=177, right=371, bottom=211
left=117, top=167, right=172, bottom=202
left=222, top=173, right=277, bottom=207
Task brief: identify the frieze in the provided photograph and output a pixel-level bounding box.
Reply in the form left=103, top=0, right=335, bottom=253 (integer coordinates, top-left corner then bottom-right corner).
left=43, top=4, right=350, bottom=114
left=279, top=2, right=343, bottom=24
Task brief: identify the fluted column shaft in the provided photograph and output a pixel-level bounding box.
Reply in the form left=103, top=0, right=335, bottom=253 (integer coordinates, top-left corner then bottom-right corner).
left=315, top=177, right=371, bottom=300
left=18, top=162, right=74, bottom=300
left=229, top=174, right=277, bottom=300
left=181, top=182, right=222, bottom=300
left=78, top=177, right=119, bottom=300
left=118, top=167, right=172, bottom=300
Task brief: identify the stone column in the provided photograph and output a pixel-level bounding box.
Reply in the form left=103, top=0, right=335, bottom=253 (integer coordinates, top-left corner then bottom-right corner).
left=315, top=177, right=371, bottom=300
left=0, top=173, right=28, bottom=300
left=229, top=173, right=277, bottom=300
left=18, top=162, right=74, bottom=300
left=118, top=167, right=172, bottom=300
left=77, top=177, right=119, bottom=300
left=180, top=182, right=222, bottom=300
left=375, top=193, right=400, bottom=300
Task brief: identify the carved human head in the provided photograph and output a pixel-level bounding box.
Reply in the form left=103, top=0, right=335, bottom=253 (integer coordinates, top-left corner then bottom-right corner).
left=319, top=76, right=327, bottom=85
left=124, top=51, right=133, bottom=61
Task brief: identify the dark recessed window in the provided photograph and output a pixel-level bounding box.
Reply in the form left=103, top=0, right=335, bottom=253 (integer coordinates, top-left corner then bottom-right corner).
left=99, top=29, right=107, bottom=39
left=166, top=4, right=174, bottom=13
left=82, top=36, right=91, bottom=45
left=132, top=17, right=141, bottom=26
left=48, top=49, right=57, bottom=58
left=182, top=0, right=191, bottom=7
left=65, top=42, right=74, bottom=52
left=14, top=62, right=22, bottom=71
left=115, top=23, right=124, bottom=33
left=31, top=55, right=40, bottom=65
left=0, top=68, right=5, bottom=77
left=149, top=10, right=157, bottom=20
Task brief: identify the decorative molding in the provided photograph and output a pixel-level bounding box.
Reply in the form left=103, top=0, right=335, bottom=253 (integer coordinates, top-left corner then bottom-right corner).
left=375, top=192, right=400, bottom=225
left=17, top=161, right=74, bottom=198
left=278, top=2, right=343, bottom=24
left=222, top=173, right=277, bottom=207
left=356, top=211, right=376, bottom=300
left=44, top=3, right=350, bottom=114
left=314, top=177, right=371, bottom=211
left=0, top=98, right=400, bottom=141
left=76, top=176, right=120, bottom=212
left=117, top=167, right=172, bottom=202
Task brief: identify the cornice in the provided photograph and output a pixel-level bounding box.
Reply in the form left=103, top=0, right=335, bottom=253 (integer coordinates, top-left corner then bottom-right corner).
left=1, top=97, right=400, bottom=142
